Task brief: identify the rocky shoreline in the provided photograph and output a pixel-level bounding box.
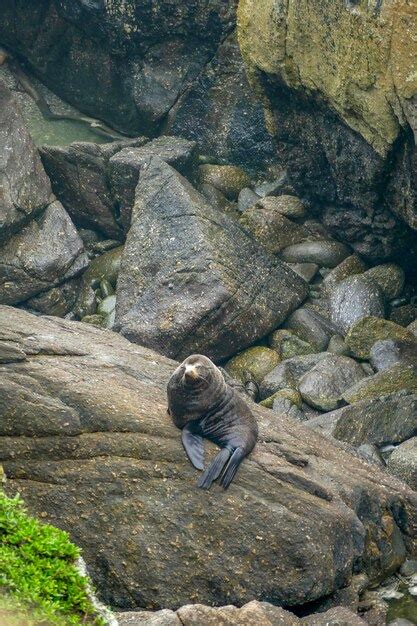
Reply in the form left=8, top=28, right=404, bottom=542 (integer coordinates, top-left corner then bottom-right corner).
left=0, top=1, right=416, bottom=624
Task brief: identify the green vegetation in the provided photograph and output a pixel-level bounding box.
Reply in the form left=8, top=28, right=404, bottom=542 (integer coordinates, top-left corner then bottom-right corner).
left=0, top=490, right=105, bottom=625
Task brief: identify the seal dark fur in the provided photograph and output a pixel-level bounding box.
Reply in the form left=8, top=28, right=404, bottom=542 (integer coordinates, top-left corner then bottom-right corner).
left=167, top=354, right=258, bottom=489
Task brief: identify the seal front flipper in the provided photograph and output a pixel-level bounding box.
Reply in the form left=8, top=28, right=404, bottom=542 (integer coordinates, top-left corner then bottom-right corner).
left=220, top=447, right=246, bottom=489
left=182, top=423, right=205, bottom=470
left=197, top=447, right=232, bottom=490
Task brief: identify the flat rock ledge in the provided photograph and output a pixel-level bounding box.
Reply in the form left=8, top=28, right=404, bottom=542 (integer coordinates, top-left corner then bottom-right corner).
left=0, top=306, right=416, bottom=611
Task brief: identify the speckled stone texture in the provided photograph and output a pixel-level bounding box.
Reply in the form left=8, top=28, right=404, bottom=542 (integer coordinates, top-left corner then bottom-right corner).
left=1, top=306, right=416, bottom=610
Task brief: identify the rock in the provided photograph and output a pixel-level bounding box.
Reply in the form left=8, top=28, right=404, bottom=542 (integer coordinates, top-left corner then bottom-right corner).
left=254, top=171, right=291, bottom=197
left=330, top=391, right=417, bottom=447
left=225, top=346, right=280, bottom=385
left=346, top=317, right=416, bottom=359
left=259, top=353, right=332, bottom=399
left=306, top=412, right=341, bottom=438
left=327, top=335, right=351, bottom=356
left=97, top=295, right=116, bottom=329
left=0, top=2, right=236, bottom=136
left=370, top=340, right=417, bottom=372
left=357, top=444, right=386, bottom=469
left=299, top=356, right=367, bottom=411
left=40, top=138, right=147, bottom=239
left=198, top=164, right=251, bottom=200
left=387, top=438, right=417, bottom=491
left=255, top=195, right=307, bottom=219
left=115, top=158, right=307, bottom=361
left=280, top=241, right=351, bottom=268
left=118, top=603, right=366, bottom=626
left=400, top=559, right=417, bottom=578
left=177, top=601, right=299, bottom=625
left=269, top=329, right=314, bottom=360
left=1, top=307, right=416, bottom=608
left=285, top=308, right=337, bottom=351
left=285, top=263, right=319, bottom=283
left=272, top=398, right=306, bottom=421
left=302, top=606, right=366, bottom=625
left=0, top=200, right=88, bottom=305
left=240, top=205, right=309, bottom=254
left=74, top=246, right=123, bottom=320
left=0, top=80, right=52, bottom=239
left=117, top=610, right=181, bottom=626
left=81, top=314, right=107, bottom=328
left=260, top=388, right=302, bottom=409
left=323, top=256, right=367, bottom=293
left=329, top=275, right=386, bottom=335
left=167, top=32, right=276, bottom=174
left=25, top=277, right=81, bottom=317
left=237, top=187, right=260, bottom=213
left=109, top=137, right=198, bottom=229
left=199, top=184, right=234, bottom=215
left=363, top=264, right=405, bottom=300
left=390, top=304, right=416, bottom=327
left=343, top=364, right=417, bottom=404
left=237, top=0, right=417, bottom=243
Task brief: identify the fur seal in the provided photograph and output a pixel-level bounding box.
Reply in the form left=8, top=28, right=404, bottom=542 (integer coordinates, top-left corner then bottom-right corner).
left=167, top=354, right=258, bottom=489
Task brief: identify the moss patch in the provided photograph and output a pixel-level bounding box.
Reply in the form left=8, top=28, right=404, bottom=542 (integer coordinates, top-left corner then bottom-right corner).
left=0, top=490, right=104, bottom=626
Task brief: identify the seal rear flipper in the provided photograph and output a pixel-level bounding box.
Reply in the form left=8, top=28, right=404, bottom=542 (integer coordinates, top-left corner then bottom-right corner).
left=197, top=447, right=232, bottom=490
left=220, top=448, right=246, bottom=489
left=182, top=424, right=205, bottom=470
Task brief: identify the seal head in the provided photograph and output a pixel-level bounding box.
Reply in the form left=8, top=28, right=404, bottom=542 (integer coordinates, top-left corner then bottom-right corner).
left=167, top=354, right=258, bottom=490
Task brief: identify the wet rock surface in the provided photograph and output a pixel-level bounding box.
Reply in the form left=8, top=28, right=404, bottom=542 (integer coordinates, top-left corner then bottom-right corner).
left=40, top=138, right=148, bottom=238
left=115, top=158, right=307, bottom=360
left=1, top=306, right=416, bottom=611
left=298, top=355, right=366, bottom=411
left=328, top=391, right=417, bottom=447
left=238, top=0, right=417, bottom=256
left=109, top=136, right=198, bottom=229
left=0, top=80, right=53, bottom=239
left=0, top=200, right=88, bottom=305
left=329, top=275, right=386, bottom=335
left=387, top=438, right=417, bottom=491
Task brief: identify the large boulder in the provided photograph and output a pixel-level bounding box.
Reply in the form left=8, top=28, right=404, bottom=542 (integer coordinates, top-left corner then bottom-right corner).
left=237, top=0, right=417, bottom=256
left=0, top=200, right=88, bottom=305
left=0, top=3, right=274, bottom=175
left=0, top=1, right=237, bottom=136
left=40, top=138, right=148, bottom=239
left=298, top=355, right=367, bottom=412
left=1, top=306, right=416, bottom=610
left=329, top=275, right=386, bottom=335
left=109, top=136, right=198, bottom=229
left=167, top=31, right=276, bottom=173
left=329, top=391, right=417, bottom=447
left=0, top=80, right=52, bottom=239
left=115, top=158, right=308, bottom=361
left=387, top=438, right=417, bottom=491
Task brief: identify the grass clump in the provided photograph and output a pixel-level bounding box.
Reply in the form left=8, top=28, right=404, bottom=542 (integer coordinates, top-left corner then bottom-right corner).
left=0, top=490, right=105, bottom=625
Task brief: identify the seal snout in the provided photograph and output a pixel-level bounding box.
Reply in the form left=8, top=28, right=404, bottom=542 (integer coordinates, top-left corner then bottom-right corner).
left=183, top=364, right=200, bottom=385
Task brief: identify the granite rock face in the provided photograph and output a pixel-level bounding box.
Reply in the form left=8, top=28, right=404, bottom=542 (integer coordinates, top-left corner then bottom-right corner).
left=1, top=306, right=416, bottom=610
left=0, top=2, right=274, bottom=175
left=109, top=136, right=198, bottom=229
left=237, top=0, right=417, bottom=255
left=0, top=200, right=88, bottom=305
left=115, top=158, right=307, bottom=361
left=0, top=1, right=237, bottom=135
left=0, top=80, right=52, bottom=239
left=40, top=138, right=148, bottom=239
left=329, top=275, right=386, bottom=335
left=330, top=391, right=417, bottom=447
